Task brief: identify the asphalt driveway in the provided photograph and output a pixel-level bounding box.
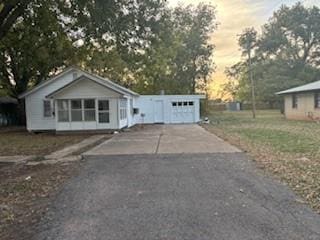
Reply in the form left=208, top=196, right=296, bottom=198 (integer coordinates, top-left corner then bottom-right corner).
left=34, top=125, right=320, bottom=240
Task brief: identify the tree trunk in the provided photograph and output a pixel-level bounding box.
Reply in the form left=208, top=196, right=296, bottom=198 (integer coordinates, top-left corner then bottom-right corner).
left=17, top=98, right=26, bottom=126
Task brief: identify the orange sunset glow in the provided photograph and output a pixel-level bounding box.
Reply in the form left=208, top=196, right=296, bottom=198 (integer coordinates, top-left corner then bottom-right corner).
left=169, top=0, right=320, bottom=99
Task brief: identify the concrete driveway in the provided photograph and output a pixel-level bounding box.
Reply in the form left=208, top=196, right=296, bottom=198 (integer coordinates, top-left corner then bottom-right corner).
left=34, top=125, right=320, bottom=240
left=84, top=124, right=240, bottom=156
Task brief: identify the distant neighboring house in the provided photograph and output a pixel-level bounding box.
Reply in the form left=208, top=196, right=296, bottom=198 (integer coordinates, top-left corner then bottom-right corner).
left=276, top=80, right=320, bottom=121
left=19, top=67, right=204, bottom=132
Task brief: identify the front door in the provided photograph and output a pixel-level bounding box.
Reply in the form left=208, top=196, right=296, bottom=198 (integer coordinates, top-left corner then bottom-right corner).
left=154, top=100, right=164, bottom=123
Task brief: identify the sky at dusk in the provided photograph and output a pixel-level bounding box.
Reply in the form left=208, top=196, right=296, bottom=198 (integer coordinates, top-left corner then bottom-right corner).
left=169, top=0, right=320, bottom=98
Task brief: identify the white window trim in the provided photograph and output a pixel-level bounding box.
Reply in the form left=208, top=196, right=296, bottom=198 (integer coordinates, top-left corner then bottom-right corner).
left=43, top=99, right=54, bottom=119
left=84, top=99, right=96, bottom=122
left=70, top=99, right=83, bottom=122
left=57, top=99, right=70, bottom=122
left=98, top=99, right=110, bottom=124
left=119, top=99, right=127, bottom=120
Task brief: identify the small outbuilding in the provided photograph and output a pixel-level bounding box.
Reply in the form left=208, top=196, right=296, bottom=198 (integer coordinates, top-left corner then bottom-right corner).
left=19, top=67, right=204, bottom=132
left=276, top=80, right=320, bottom=121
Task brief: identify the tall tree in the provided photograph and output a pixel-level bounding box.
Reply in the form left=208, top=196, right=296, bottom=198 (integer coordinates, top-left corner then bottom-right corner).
left=78, top=2, right=217, bottom=95
left=0, top=0, right=76, bottom=99
left=133, top=8, right=182, bottom=94
left=238, top=28, right=257, bottom=118
left=173, top=3, right=217, bottom=94
left=0, top=0, right=30, bottom=40
left=225, top=2, right=320, bottom=106
left=71, top=0, right=169, bottom=91
left=259, top=2, right=320, bottom=67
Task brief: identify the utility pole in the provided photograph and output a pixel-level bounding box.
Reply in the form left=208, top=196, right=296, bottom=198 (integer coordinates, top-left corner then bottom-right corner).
left=248, top=39, right=256, bottom=119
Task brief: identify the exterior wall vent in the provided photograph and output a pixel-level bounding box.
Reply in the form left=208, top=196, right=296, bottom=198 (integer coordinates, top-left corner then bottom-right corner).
left=73, top=72, right=78, bottom=79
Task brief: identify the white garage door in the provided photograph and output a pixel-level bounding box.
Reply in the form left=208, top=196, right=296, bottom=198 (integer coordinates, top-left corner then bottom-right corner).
left=171, top=101, right=195, bottom=123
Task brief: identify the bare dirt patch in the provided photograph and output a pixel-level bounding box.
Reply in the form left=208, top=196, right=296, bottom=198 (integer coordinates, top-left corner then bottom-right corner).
left=0, top=162, right=82, bottom=240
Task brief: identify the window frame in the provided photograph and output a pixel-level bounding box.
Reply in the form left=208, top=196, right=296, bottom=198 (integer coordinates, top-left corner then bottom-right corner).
left=315, top=92, right=320, bottom=109
left=57, top=99, right=70, bottom=122
left=43, top=99, right=53, bottom=118
left=70, top=99, right=83, bottom=122
left=292, top=94, right=298, bottom=109
left=84, top=99, right=96, bottom=122
left=98, top=100, right=110, bottom=124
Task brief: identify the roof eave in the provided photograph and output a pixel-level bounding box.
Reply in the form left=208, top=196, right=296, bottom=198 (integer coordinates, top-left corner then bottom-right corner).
left=276, top=89, right=320, bottom=95
left=18, top=67, right=76, bottom=99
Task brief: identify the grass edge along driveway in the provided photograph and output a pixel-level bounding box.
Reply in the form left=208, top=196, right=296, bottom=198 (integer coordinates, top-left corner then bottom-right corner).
left=203, top=110, right=320, bottom=213
left=0, top=130, right=95, bottom=156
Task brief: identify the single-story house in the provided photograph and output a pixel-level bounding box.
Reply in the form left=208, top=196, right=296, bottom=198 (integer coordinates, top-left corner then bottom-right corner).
left=276, top=80, right=320, bottom=121
left=19, top=67, right=204, bottom=132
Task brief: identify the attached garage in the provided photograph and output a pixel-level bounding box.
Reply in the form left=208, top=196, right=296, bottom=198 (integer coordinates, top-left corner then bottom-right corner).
left=171, top=100, right=195, bottom=123
left=134, top=95, right=204, bottom=125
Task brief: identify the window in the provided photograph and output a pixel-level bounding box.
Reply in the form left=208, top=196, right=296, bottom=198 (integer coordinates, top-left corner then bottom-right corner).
left=315, top=93, right=320, bottom=109
left=292, top=94, right=298, bottom=109
left=43, top=100, right=52, bottom=117
left=172, top=102, right=177, bottom=107
left=120, top=99, right=127, bottom=120
left=84, top=99, right=96, bottom=121
left=98, top=100, right=110, bottom=123
left=57, top=100, right=69, bottom=122
left=183, top=102, right=188, bottom=106
left=71, top=100, right=82, bottom=121
left=189, top=101, right=194, bottom=106
left=178, top=102, right=182, bottom=106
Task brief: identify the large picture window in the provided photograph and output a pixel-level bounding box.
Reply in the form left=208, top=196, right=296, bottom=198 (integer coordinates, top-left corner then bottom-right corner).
left=98, top=100, right=110, bottom=123
left=58, top=99, right=96, bottom=122
left=57, top=100, right=69, bottom=122
left=71, top=99, right=82, bottom=121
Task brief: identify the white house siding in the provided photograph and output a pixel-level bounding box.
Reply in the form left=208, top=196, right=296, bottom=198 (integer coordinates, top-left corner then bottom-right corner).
left=23, top=67, right=204, bottom=131
left=127, top=96, right=136, bottom=128
left=133, top=95, right=203, bottom=124
left=52, top=78, right=121, bottom=99
left=25, top=69, right=81, bottom=131
left=52, top=78, right=122, bottom=130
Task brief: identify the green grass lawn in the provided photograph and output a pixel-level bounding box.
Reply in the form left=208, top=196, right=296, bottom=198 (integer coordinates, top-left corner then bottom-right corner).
left=203, top=110, right=320, bottom=212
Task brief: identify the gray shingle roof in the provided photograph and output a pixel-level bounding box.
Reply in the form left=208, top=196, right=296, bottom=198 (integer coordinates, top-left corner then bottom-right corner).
left=276, top=80, right=320, bottom=95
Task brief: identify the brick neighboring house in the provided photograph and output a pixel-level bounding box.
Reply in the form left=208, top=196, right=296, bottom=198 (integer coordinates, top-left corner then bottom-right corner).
left=277, top=80, right=320, bottom=121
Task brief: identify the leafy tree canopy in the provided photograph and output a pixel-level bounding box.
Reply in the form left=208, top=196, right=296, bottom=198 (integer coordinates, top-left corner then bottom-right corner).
left=0, top=0, right=217, bottom=102
left=224, top=2, right=320, bottom=104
